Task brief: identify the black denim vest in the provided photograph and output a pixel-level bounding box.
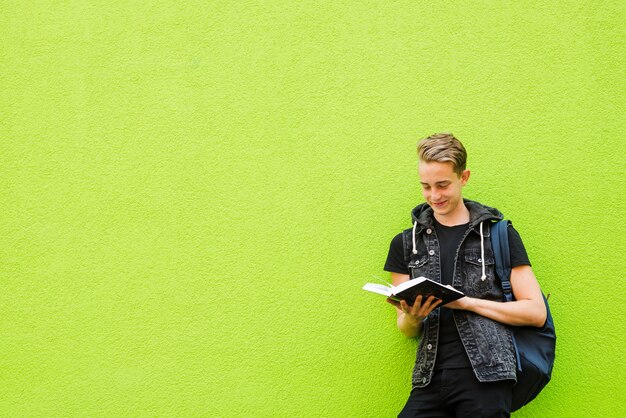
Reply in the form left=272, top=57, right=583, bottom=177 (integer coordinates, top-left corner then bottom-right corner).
left=402, top=200, right=517, bottom=387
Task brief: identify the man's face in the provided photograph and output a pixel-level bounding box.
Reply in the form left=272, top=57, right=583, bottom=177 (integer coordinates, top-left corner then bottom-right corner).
left=418, top=161, right=470, bottom=219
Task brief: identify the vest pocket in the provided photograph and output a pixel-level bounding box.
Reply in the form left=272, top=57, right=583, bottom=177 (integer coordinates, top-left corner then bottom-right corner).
left=464, top=250, right=495, bottom=294
left=409, top=255, right=429, bottom=280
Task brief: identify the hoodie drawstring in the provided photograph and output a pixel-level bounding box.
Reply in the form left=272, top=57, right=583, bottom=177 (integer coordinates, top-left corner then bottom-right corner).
left=479, top=221, right=487, bottom=281
left=412, top=221, right=418, bottom=254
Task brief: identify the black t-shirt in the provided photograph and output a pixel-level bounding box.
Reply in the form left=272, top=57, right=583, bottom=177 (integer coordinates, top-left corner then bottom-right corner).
left=384, top=220, right=531, bottom=369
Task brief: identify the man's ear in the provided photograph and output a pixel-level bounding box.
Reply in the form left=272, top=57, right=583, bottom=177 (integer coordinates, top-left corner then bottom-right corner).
left=460, top=169, right=470, bottom=186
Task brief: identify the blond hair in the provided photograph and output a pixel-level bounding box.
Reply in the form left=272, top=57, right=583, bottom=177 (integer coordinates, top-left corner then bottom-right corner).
left=417, top=133, right=467, bottom=176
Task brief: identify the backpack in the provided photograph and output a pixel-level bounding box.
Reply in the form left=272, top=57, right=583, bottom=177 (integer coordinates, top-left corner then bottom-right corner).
left=491, top=220, right=556, bottom=412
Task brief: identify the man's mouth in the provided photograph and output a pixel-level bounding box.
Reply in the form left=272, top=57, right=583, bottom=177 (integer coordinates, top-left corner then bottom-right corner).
left=433, top=201, right=447, bottom=208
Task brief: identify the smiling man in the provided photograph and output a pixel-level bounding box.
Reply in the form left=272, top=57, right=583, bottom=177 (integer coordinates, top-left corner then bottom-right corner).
left=384, top=133, right=546, bottom=417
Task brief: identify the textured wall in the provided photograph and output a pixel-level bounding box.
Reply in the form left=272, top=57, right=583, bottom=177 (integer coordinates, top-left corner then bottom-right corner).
left=2, top=1, right=624, bottom=417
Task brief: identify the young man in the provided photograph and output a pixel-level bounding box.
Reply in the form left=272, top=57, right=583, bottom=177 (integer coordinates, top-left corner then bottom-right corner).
left=384, top=133, right=546, bottom=417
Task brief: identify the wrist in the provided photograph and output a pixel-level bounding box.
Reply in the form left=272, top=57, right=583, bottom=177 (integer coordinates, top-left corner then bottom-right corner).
left=463, top=296, right=478, bottom=311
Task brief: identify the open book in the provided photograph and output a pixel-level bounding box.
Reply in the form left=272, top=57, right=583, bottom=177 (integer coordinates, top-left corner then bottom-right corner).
left=362, top=276, right=464, bottom=306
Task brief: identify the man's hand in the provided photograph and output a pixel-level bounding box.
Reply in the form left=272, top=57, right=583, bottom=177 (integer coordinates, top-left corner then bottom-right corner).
left=387, top=273, right=443, bottom=337
left=387, top=295, right=443, bottom=324
left=441, top=285, right=475, bottom=310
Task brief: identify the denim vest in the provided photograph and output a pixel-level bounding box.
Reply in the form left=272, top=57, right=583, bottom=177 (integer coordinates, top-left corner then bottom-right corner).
left=402, top=200, right=517, bottom=387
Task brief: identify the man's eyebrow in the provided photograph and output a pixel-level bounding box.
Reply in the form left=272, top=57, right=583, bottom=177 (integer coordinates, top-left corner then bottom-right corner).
left=421, top=181, right=451, bottom=185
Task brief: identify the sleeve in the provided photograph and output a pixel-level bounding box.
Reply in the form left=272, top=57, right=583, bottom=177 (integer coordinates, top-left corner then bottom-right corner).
left=383, top=232, right=410, bottom=274
left=508, top=224, right=531, bottom=267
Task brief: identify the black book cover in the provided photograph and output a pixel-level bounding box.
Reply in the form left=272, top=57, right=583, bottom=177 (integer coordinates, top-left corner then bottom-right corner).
left=391, top=278, right=464, bottom=306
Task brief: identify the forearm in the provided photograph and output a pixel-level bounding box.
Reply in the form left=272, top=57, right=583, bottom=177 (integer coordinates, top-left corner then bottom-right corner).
left=461, top=297, right=546, bottom=327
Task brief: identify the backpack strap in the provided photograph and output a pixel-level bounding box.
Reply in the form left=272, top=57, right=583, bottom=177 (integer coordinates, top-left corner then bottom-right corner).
left=491, top=220, right=513, bottom=302
left=491, top=219, right=522, bottom=371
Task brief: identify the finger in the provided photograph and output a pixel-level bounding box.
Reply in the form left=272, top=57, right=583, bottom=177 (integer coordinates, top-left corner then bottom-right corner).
left=411, top=295, right=423, bottom=310
left=399, top=300, right=409, bottom=312
left=421, top=295, right=436, bottom=305
left=421, top=295, right=436, bottom=308
left=429, top=298, right=443, bottom=310
left=419, top=296, right=441, bottom=315
left=429, top=299, right=443, bottom=313
left=422, top=303, right=442, bottom=317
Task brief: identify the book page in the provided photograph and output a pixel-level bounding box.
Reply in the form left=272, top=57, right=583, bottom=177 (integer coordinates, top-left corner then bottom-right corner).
left=362, top=283, right=392, bottom=297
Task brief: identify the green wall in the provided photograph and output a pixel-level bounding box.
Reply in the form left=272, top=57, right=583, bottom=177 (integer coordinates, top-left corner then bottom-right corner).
left=2, top=1, right=624, bottom=416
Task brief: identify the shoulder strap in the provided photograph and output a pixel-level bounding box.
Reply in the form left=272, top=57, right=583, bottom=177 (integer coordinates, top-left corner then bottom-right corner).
left=491, top=220, right=513, bottom=302
left=491, top=219, right=523, bottom=371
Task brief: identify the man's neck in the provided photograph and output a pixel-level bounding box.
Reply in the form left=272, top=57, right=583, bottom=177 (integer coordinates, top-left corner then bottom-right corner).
left=434, top=202, right=470, bottom=226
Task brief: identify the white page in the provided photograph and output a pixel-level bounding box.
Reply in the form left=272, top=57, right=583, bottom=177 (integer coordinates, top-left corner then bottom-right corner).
left=362, top=283, right=392, bottom=297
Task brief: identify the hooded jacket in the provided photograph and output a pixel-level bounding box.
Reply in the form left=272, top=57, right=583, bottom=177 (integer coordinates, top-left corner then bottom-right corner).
left=402, top=199, right=517, bottom=387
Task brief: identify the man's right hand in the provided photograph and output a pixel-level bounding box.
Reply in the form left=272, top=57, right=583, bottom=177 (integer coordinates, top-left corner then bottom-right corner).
left=388, top=295, right=442, bottom=323
left=387, top=273, right=442, bottom=337
left=387, top=295, right=442, bottom=337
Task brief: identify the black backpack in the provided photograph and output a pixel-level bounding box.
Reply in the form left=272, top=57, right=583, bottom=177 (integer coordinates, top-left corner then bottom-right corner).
left=491, top=220, right=556, bottom=411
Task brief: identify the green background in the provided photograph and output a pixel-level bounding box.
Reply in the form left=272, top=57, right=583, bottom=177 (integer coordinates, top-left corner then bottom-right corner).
left=2, top=1, right=625, bottom=416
